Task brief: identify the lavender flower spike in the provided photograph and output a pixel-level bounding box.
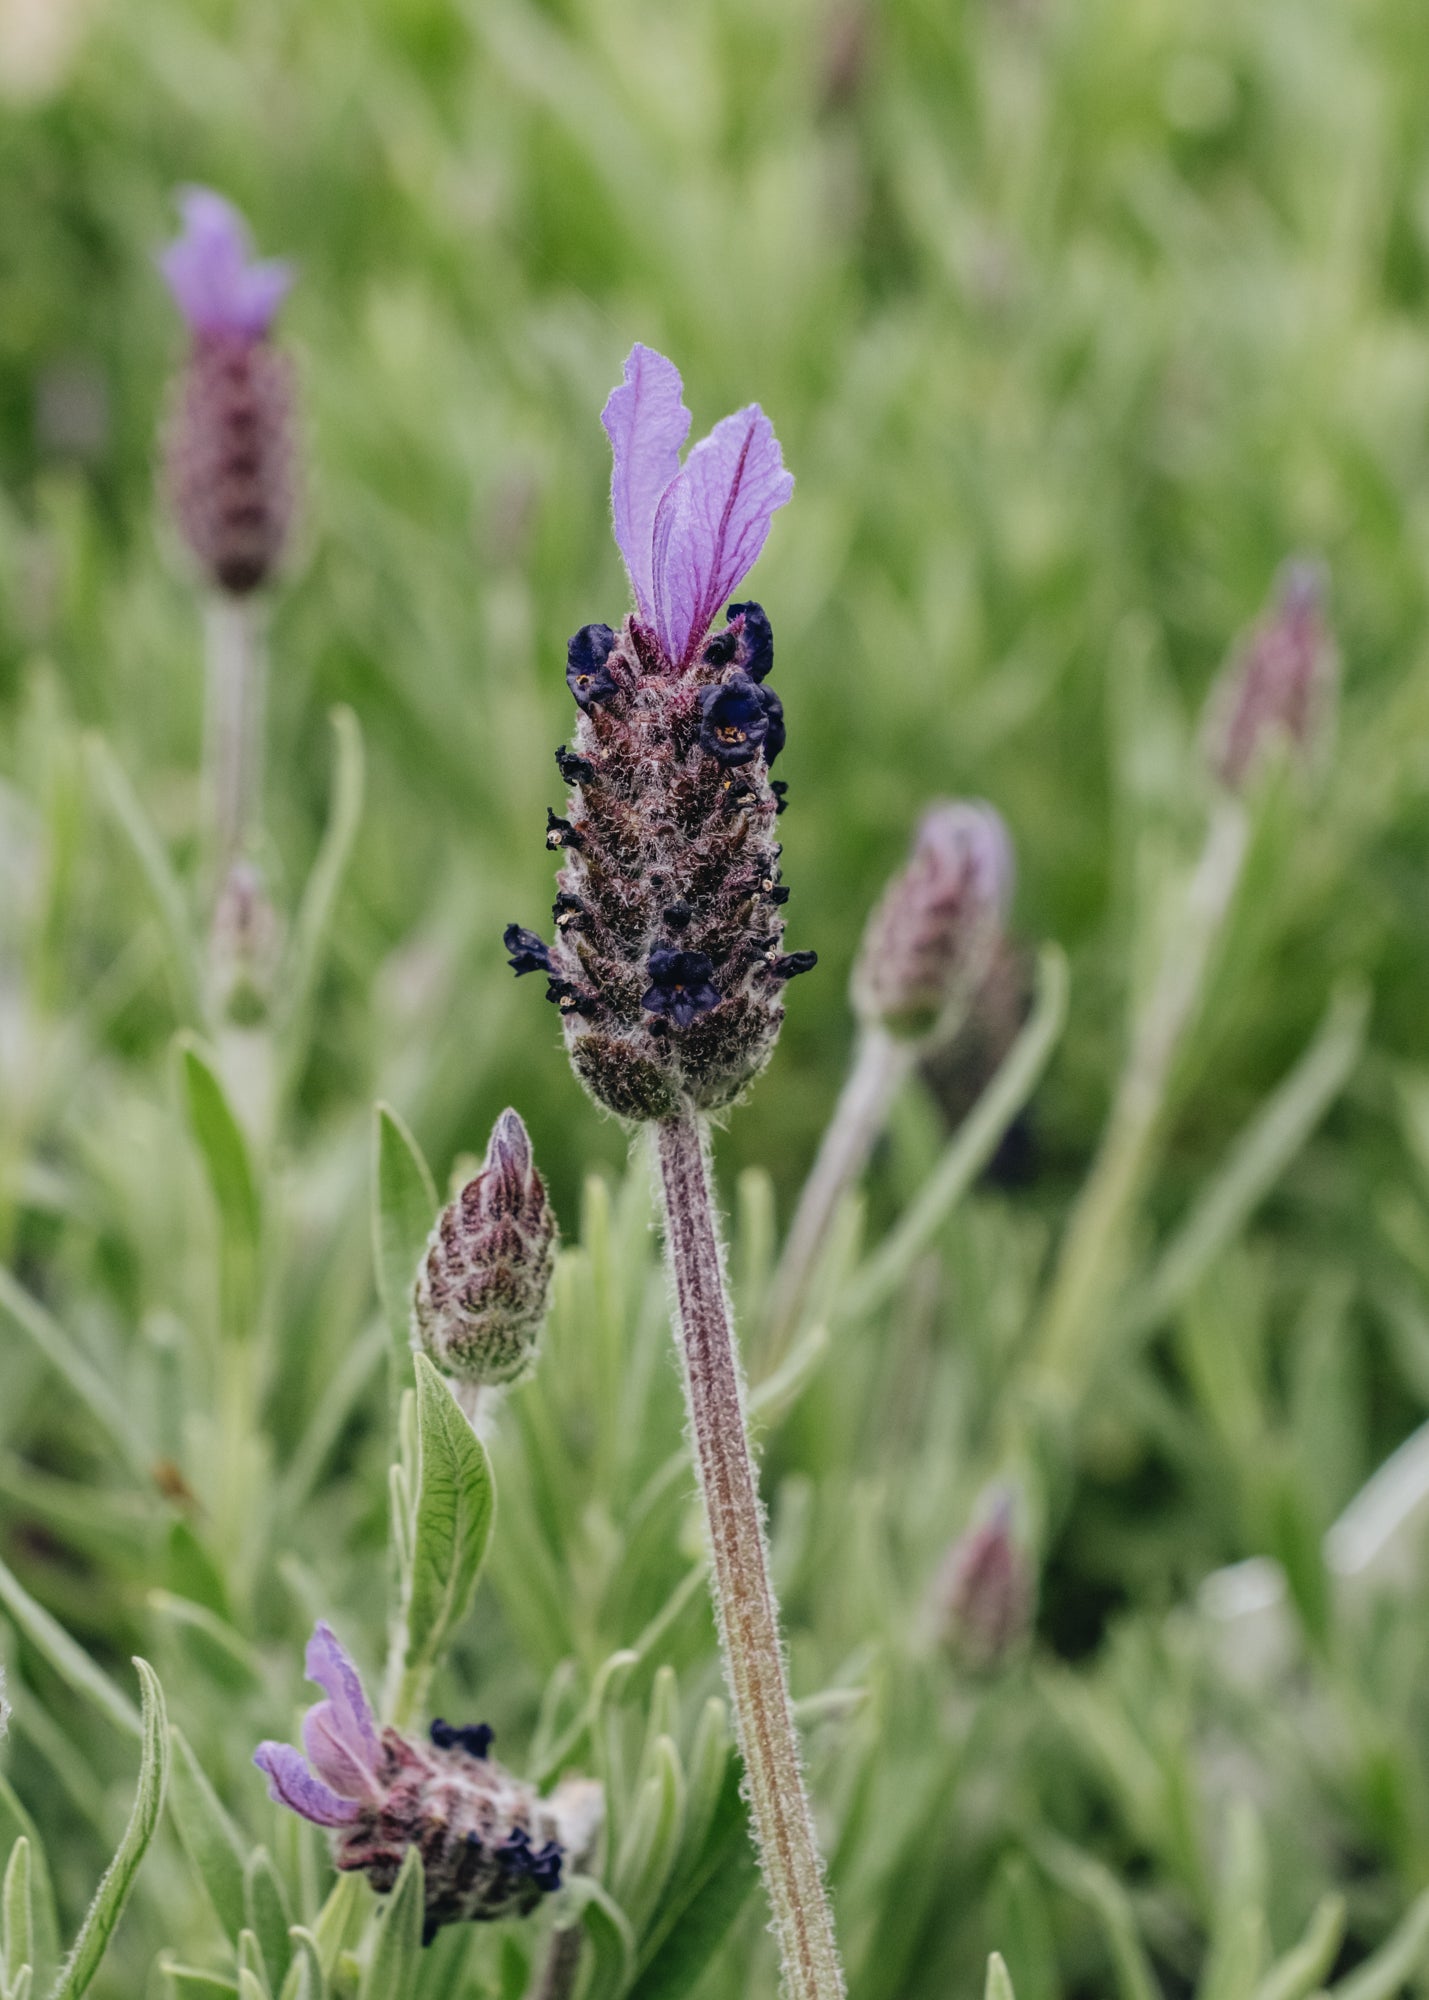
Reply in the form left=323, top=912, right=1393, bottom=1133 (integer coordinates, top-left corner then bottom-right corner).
left=602, top=344, right=793, bottom=668
left=159, top=187, right=293, bottom=342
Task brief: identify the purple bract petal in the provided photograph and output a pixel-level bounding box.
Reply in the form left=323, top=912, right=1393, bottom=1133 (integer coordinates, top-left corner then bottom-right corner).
left=651, top=405, right=793, bottom=669
left=159, top=187, right=293, bottom=341
left=304, top=1622, right=381, bottom=1776
left=601, top=345, right=691, bottom=625
left=303, top=1703, right=383, bottom=1802
left=253, top=1742, right=361, bottom=1826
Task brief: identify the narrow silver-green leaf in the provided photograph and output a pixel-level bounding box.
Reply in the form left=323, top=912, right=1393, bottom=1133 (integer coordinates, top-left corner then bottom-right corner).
left=389, top=1355, right=495, bottom=1727
left=3, top=1838, right=32, bottom=1991
left=357, top=1846, right=423, bottom=2000
left=986, top=1954, right=1017, bottom=2000
left=1329, top=1888, right=1429, bottom=2000
left=237, top=1931, right=272, bottom=2000
left=0, top=1781, right=57, bottom=1985
left=243, top=1849, right=292, bottom=1996
left=278, top=1930, right=325, bottom=2000
left=0, top=1557, right=140, bottom=1740
left=166, top=1728, right=248, bottom=1942
left=567, top=1877, right=635, bottom=2000
left=277, top=706, right=365, bottom=1096
left=0, top=1269, right=148, bottom=1481
left=85, top=734, right=203, bottom=1025
left=49, top=1658, right=170, bottom=2000
left=1253, top=1896, right=1345, bottom=2000
left=160, top=1966, right=239, bottom=1999
left=177, top=1036, right=261, bottom=1337
left=149, top=1593, right=263, bottom=1696
left=371, top=1103, right=437, bottom=1376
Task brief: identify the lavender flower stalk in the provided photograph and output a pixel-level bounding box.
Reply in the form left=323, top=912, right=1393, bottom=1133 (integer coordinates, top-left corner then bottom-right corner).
left=765, top=802, right=1013, bottom=1358
left=159, top=188, right=296, bottom=889
left=1203, top=559, right=1336, bottom=792
left=254, top=1623, right=601, bottom=1944
left=507, top=346, right=843, bottom=1999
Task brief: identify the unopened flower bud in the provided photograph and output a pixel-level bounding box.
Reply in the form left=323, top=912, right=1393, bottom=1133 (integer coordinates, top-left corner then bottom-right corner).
left=159, top=188, right=297, bottom=596
left=1203, top=559, right=1336, bottom=793
left=935, top=1491, right=1033, bottom=1672
left=255, top=1624, right=601, bottom=1941
left=412, top=1110, right=556, bottom=1388
left=852, top=801, right=1014, bottom=1041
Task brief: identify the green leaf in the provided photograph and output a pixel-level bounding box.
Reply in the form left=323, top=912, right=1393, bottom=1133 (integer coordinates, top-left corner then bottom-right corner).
left=4, top=1839, right=32, bottom=1993
left=236, top=1932, right=271, bottom=2000
left=986, top=1956, right=1018, bottom=2000
left=0, top=1268, right=148, bottom=1481
left=85, top=734, right=203, bottom=1026
left=629, top=1762, right=757, bottom=2000
left=8, top=1971, right=31, bottom=2000
left=0, top=1555, right=141, bottom=1739
left=0, top=1783, right=57, bottom=1986
left=357, top=1847, right=423, bottom=2000
left=276, top=706, right=365, bottom=1101
left=613, top=1736, right=686, bottom=1935
left=243, top=1850, right=292, bottom=1996
left=160, top=1966, right=239, bottom=1999
left=371, top=1103, right=437, bottom=1383
left=166, top=1728, right=248, bottom=1943
left=50, top=1658, right=170, bottom=2000
left=1033, top=1835, right=1159, bottom=2000
left=389, top=1355, right=496, bottom=1727
left=1253, top=1895, right=1345, bottom=2000
left=566, top=1877, right=635, bottom=2000
left=1327, top=1887, right=1429, bottom=2000
left=844, top=944, right=1069, bottom=1320
left=149, top=1593, right=264, bottom=1696
left=177, top=1035, right=261, bottom=1339
left=278, top=1930, right=326, bottom=2000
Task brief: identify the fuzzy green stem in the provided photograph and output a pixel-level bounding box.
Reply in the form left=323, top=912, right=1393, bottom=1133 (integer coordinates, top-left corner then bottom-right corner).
left=202, top=592, right=268, bottom=890
left=654, top=1109, right=845, bottom=2000
left=1032, top=796, right=1249, bottom=1400
left=763, top=1026, right=913, bottom=1364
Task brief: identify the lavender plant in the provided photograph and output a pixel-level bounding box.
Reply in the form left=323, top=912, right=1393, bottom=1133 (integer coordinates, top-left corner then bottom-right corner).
left=504, top=344, right=843, bottom=2000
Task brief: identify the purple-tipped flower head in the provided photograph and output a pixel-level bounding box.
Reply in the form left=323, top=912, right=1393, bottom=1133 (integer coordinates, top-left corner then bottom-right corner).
left=936, top=1491, right=1033, bottom=1672
left=506, top=347, right=811, bottom=1120
left=255, top=1623, right=601, bottom=1938
left=159, top=188, right=293, bottom=343
left=159, top=188, right=297, bottom=595
left=412, top=1110, right=557, bottom=1388
left=1203, top=559, right=1336, bottom=793
left=852, top=801, right=1014, bottom=1041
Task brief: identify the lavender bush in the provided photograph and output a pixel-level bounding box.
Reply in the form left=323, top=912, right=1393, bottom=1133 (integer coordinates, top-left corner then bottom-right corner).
left=5, top=6, right=1429, bottom=2000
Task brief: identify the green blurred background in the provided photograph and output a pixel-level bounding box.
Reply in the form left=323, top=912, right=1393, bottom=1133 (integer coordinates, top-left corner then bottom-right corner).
left=6, top=0, right=1429, bottom=1227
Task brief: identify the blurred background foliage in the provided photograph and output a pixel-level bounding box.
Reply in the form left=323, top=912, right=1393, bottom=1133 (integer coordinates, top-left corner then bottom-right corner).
left=6, top=0, right=1429, bottom=1994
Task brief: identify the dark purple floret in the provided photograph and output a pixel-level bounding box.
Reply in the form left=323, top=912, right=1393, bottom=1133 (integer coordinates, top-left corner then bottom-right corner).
left=566, top=625, right=619, bottom=708
left=547, top=977, right=597, bottom=1016
left=699, top=677, right=770, bottom=766
left=727, top=601, right=774, bottom=681
left=555, top=744, right=596, bottom=785
left=552, top=891, right=587, bottom=932
left=546, top=809, right=585, bottom=851
left=504, top=925, right=552, bottom=976
left=663, top=901, right=693, bottom=931
left=430, top=1720, right=495, bottom=1759
left=770, top=950, right=818, bottom=980
left=756, top=684, right=785, bottom=764
left=771, top=780, right=789, bottom=815
left=643, top=950, right=722, bottom=1029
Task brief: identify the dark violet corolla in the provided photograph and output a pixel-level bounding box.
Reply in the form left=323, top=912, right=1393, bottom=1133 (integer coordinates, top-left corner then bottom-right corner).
left=254, top=1623, right=600, bottom=1938
left=505, top=345, right=814, bottom=1122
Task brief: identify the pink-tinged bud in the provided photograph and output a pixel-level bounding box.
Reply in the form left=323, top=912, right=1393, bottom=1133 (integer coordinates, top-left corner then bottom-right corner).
left=159, top=189, right=297, bottom=596
left=255, top=1624, right=601, bottom=1940
left=935, top=1492, right=1033, bottom=1672
left=852, top=802, right=1014, bottom=1041
left=412, top=1111, right=557, bottom=1388
left=1202, top=559, right=1336, bottom=793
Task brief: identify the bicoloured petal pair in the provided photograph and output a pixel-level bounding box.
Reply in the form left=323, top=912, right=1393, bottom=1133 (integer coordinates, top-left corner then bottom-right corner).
left=159, top=187, right=293, bottom=343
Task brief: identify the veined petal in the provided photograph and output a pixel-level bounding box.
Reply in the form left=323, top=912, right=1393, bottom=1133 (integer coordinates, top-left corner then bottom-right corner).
left=304, top=1622, right=380, bottom=1776
left=601, top=344, right=690, bottom=623
left=651, top=405, right=793, bottom=668
left=253, top=1742, right=361, bottom=1826
left=303, top=1701, right=383, bottom=1801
